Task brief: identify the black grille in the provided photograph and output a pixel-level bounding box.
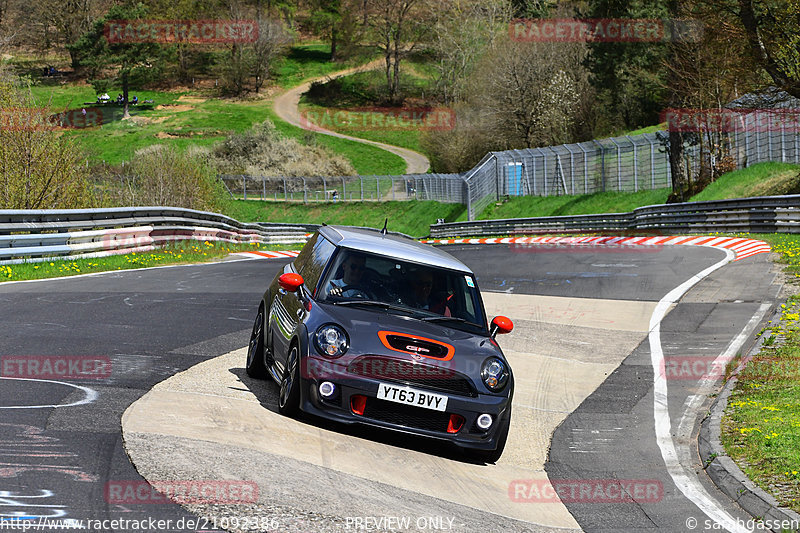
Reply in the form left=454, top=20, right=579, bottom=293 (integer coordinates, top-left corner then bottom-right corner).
left=347, top=356, right=477, bottom=397
left=385, top=335, right=450, bottom=359
left=362, top=398, right=451, bottom=432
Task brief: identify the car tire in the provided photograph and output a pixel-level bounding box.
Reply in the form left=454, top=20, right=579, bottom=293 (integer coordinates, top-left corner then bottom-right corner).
left=278, top=345, right=301, bottom=416
left=246, top=308, right=267, bottom=379
left=471, top=405, right=511, bottom=464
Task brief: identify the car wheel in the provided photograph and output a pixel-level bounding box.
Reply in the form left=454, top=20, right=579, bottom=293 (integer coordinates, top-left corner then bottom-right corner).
left=278, top=345, right=301, bottom=416
left=245, top=308, right=267, bottom=379
left=471, top=405, right=511, bottom=464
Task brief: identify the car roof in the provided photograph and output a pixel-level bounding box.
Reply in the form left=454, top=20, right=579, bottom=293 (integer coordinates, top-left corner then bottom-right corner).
left=319, top=225, right=473, bottom=273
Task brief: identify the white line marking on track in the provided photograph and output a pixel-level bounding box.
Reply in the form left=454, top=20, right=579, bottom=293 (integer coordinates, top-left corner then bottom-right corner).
left=0, top=377, right=97, bottom=409
left=648, top=246, right=756, bottom=533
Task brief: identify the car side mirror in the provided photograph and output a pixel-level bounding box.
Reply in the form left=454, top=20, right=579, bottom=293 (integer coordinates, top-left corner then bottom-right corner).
left=278, top=273, right=304, bottom=292
left=490, top=316, right=514, bottom=338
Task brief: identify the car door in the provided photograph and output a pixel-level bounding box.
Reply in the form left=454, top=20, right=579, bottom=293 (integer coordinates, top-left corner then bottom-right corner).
left=269, top=234, right=337, bottom=371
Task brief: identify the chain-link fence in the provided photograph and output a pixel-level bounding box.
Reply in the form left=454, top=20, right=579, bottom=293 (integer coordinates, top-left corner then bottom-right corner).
left=219, top=173, right=466, bottom=204
left=219, top=110, right=800, bottom=220
left=465, top=119, right=800, bottom=220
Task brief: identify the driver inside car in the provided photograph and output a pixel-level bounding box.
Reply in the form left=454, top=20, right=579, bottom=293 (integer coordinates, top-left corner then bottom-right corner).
left=407, top=269, right=451, bottom=316
left=329, top=253, right=373, bottom=298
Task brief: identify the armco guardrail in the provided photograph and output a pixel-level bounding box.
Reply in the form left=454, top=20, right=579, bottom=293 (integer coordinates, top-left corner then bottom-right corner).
left=0, top=207, right=317, bottom=265
left=430, top=195, right=800, bottom=238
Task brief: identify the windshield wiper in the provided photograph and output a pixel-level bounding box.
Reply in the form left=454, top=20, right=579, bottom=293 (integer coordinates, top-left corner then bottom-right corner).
left=331, top=300, right=410, bottom=313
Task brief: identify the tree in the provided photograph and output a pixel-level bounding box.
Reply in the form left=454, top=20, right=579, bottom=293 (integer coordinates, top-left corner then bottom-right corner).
left=251, top=16, right=291, bottom=93
left=584, top=0, right=673, bottom=131
left=468, top=36, right=588, bottom=149
left=68, top=2, right=164, bottom=118
left=661, top=0, right=762, bottom=200
left=364, top=0, right=428, bottom=104
left=33, top=0, right=100, bottom=68
left=428, top=0, right=512, bottom=104
left=737, top=0, right=800, bottom=98
left=308, top=0, right=343, bottom=60
left=0, top=75, right=93, bottom=209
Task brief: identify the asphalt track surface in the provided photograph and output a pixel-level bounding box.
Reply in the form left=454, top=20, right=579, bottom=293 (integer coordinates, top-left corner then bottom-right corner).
left=0, top=243, right=782, bottom=532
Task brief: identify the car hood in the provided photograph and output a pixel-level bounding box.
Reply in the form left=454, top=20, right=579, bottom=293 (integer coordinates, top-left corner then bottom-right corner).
left=312, top=301, right=503, bottom=364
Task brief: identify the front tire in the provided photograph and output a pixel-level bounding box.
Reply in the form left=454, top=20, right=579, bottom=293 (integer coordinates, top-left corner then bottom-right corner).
left=246, top=308, right=267, bottom=379
left=278, top=345, right=301, bottom=416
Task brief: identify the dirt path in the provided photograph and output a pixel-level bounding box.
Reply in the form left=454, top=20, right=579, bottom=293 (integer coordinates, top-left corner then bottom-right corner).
left=272, top=60, right=431, bottom=174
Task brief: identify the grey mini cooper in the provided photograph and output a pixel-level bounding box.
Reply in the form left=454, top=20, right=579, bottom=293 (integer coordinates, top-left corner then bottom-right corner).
left=246, top=225, right=514, bottom=462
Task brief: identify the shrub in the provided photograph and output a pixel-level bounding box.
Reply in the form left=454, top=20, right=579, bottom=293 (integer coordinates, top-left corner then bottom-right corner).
left=0, top=72, right=94, bottom=209
left=106, top=145, right=225, bottom=211
left=212, top=119, right=355, bottom=177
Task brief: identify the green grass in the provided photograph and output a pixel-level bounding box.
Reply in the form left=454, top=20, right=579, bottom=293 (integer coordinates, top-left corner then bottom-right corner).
left=264, top=107, right=406, bottom=175
left=26, top=85, right=273, bottom=165
left=721, top=233, right=800, bottom=514
left=477, top=188, right=671, bottom=220
left=298, top=65, right=436, bottom=154
left=223, top=199, right=466, bottom=238
left=273, top=44, right=380, bottom=88
left=689, top=162, right=800, bottom=202
left=0, top=240, right=293, bottom=283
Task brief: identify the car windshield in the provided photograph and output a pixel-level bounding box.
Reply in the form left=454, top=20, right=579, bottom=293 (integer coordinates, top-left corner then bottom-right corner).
left=317, top=249, right=487, bottom=333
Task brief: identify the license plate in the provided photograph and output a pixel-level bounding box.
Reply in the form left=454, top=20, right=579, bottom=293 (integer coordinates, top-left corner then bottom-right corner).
left=376, top=383, right=448, bottom=412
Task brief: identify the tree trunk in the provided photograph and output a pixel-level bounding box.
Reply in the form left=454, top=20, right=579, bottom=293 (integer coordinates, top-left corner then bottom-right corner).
left=668, top=130, right=686, bottom=200
left=122, top=70, right=130, bottom=119
left=330, top=30, right=337, bottom=62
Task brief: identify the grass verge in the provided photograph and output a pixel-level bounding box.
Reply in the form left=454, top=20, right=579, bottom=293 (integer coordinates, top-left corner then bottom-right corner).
left=477, top=188, right=671, bottom=219
left=223, top=199, right=466, bottom=238
left=690, top=162, right=800, bottom=202
left=0, top=240, right=296, bottom=283
left=721, top=232, right=800, bottom=514
left=264, top=107, right=406, bottom=175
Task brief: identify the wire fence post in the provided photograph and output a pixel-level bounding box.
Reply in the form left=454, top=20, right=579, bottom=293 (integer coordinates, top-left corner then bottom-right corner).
left=262, top=177, right=266, bottom=200
left=626, top=135, right=638, bottom=191
left=242, top=176, right=247, bottom=200
left=303, top=177, right=307, bottom=204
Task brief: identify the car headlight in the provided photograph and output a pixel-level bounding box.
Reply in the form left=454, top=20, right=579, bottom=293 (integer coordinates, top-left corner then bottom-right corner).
left=481, top=357, right=509, bottom=392
left=314, top=324, right=349, bottom=358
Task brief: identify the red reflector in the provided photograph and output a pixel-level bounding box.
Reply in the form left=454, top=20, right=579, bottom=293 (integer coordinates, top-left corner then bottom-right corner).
left=350, top=395, right=367, bottom=416
left=447, top=414, right=465, bottom=434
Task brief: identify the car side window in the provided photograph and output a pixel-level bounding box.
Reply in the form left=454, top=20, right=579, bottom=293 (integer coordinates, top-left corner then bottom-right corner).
left=292, top=232, right=319, bottom=274
left=297, top=236, right=336, bottom=295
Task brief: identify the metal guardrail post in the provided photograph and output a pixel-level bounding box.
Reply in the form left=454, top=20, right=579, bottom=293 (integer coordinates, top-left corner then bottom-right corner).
left=625, top=135, right=638, bottom=192
left=303, top=177, right=307, bottom=204
left=609, top=138, right=622, bottom=191
left=243, top=176, right=247, bottom=200
left=592, top=140, right=606, bottom=192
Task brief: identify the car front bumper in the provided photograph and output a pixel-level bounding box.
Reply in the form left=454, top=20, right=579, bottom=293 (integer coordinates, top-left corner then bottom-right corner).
left=298, top=357, right=512, bottom=451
